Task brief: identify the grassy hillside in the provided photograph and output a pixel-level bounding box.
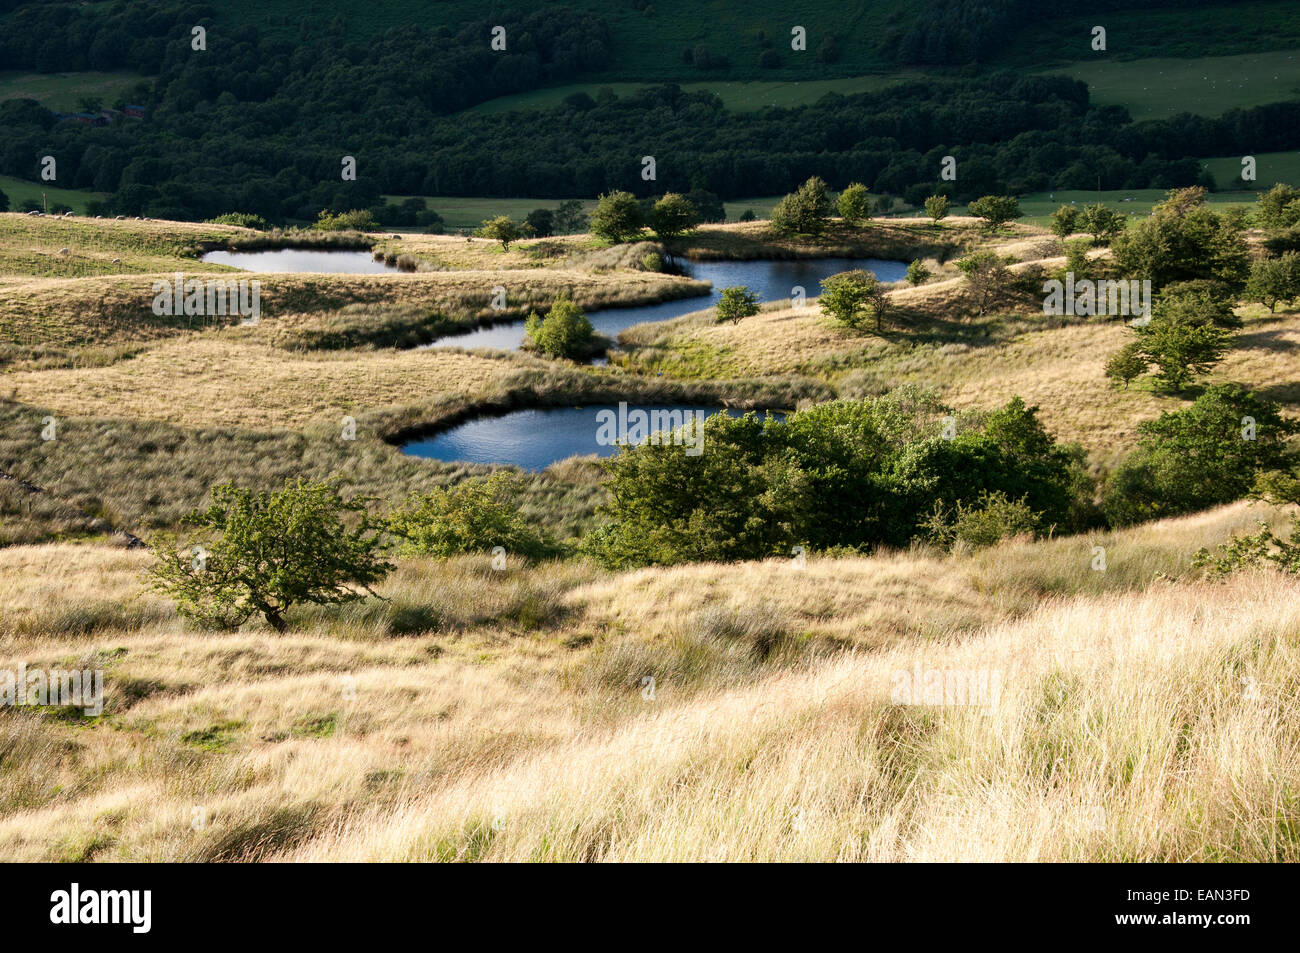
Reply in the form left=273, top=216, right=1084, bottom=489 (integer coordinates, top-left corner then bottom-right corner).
left=0, top=175, right=105, bottom=215
left=1, top=502, right=1296, bottom=861
left=1052, top=49, right=1300, bottom=121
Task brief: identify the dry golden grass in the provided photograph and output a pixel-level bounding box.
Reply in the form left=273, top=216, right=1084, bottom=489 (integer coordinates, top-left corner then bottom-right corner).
left=0, top=334, right=516, bottom=429
left=0, top=503, right=1295, bottom=861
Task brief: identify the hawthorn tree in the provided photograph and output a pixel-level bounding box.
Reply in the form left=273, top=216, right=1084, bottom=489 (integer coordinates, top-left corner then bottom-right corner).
left=150, top=480, right=392, bottom=632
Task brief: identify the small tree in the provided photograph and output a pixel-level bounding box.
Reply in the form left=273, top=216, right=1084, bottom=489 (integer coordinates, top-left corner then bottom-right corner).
left=1245, top=253, right=1300, bottom=313
left=1137, top=316, right=1232, bottom=391
left=590, top=191, right=645, bottom=243
left=1049, top=205, right=1080, bottom=239
left=478, top=215, right=522, bottom=249
left=967, top=195, right=1021, bottom=231
left=1080, top=203, right=1126, bottom=245
left=716, top=285, right=760, bottom=325
left=905, top=260, right=931, bottom=286
left=924, top=194, right=950, bottom=224
left=956, top=251, right=1015, bottom=317
left=837, top=182, right=872, bottom=225
left=1105, top=341, right=1148, bottom=389
left=1256, top=182, right=1300, bottom=230
left=820, top=269, right=887, bottom=331
left=770, top=176, right=833, bottom=237
left=524, top=296, right=596, bottom=358
left=649, top=193, right=701, bottom=240
left=149, top=480, right=392, bottom=632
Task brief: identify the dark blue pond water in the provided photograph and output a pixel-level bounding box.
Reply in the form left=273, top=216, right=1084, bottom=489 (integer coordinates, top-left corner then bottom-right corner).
left=400, top=404, right=783, bottom=471
left=426, top=256, right=908, bottom=351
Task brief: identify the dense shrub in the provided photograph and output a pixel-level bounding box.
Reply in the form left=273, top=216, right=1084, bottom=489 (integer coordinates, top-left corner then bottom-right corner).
left=580, top=389, right=1094, bottom=568
left=1111, top=187, right=1250, bottom=291
left=386, top=473, right=555, bottom=560
left=1103, top=385, right=1299, bottom=526
left=523, top=297, right=597, bottom=359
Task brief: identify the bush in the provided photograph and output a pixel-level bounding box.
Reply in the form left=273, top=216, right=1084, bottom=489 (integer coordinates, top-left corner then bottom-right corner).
left=581, top=391, right=1093, bottom=568
left=523, top=296, right=596, bottom=358
left=716, top=285, right=760, bottom=324
left=1256, top=182, right=1300, bottom=230
left=313, top=209, right=379, bottom=232
left=923, top=490, right=1042, bottom=550
left=924, top=194, right=950, bottom=223
left=837, top=182, right=872, bottom=225
left=649, top=193, right=700, bottom=240
left=387, top=473, right=555, bottom=560
left=149, top=479, right=393, bottom=632
left=1195, top=515, right=1300, bottom=577
left=524, top=208, right=555, bottom=237
left=770, top=176, right=833, bottom=237
left=208, top=212, right=268, bottom=230
left=905, top=260, right=931, bottom=286
left=590, top=190, right=645, bottom=243
left=967, top=195, right=1021, bottom=230
left=1103, top=384, right=1299, bottom=526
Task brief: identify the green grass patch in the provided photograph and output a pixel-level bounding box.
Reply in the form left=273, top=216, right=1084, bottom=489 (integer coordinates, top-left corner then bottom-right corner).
left=1045, top=49, right=1300, bottom=121
left=0, top=175, right=107, bottom=216
left=1015, top=189, right=1255, bottom=226
left=0, top=70, right=142, bottom=112
left=1202, top=151, right=1300, bottom=190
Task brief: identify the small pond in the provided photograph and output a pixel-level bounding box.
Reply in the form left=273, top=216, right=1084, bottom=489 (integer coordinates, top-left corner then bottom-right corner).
left=400, top=404, right=783, bottom=471
left=200, top=248, right=394, bottom=274
left=426, top=256, right=909, bottom=351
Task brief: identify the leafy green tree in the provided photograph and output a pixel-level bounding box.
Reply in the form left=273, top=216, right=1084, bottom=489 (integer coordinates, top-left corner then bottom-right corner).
left=922, top=490, right=1041, bottom=550
left=1136, top=317, right=1232, bottom=391
left=820, top=269, right=887, bottom=331
left=905, top=260, right=931, bottom=286
left=1255, top=182, right=1300, bottom=230
left=1155, top=279, right=1242, bottom=329
left=924, top=194, right=950, bottom=224
left=1112, top=187, right=1250, bottom=291
left=1245, top=253, right=1300, bottom=312
left=1049, top=205, right=1080, bottom=239
left=967, top=194, right=1021, bottom=230
left=1103, top=385, right=1299, bottom=526
left=477, top=215, right=522, bottom=249
left=1105, top=341, right=1147, bottom=389
left=590, top=191, right=645, bottom=243
left=649, top=193, right=701, bottom=240
left=837, top=182, right=872, bottom=225
left=1080, top=202, right=1126, bottom=244
left=716, top=285, right=760, bottom=324
left=524, top=208, right=555, bottom=237
left=387, top=472, right=554, bottom=559
left=149, top=480, right=393, bottom=632
left=523, top=296, right=596, bottom=358
left=770, top=176, right=833, bottom=237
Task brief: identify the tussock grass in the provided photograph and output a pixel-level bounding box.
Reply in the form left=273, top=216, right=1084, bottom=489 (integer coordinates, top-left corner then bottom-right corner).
left=0, top=504, right=1295, bottom=860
